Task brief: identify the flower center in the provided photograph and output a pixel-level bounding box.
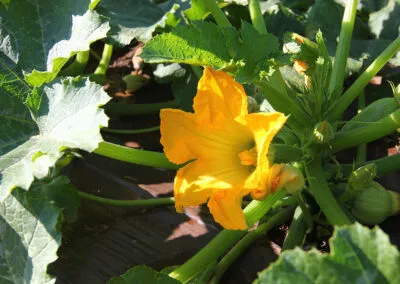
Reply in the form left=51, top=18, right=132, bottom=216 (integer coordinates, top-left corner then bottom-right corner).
left=238, top=147, right=258, bottom=166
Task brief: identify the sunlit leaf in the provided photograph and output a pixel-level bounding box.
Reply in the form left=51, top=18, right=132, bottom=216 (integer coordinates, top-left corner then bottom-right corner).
left=255, top=223, right=400, bottom=284
left=0, top=77, right=110, bottom=201
left=0, top=0, right=109, bottom=87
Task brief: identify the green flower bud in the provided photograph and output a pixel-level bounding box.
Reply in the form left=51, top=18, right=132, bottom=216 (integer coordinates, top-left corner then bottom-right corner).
left=350, top=181, right=400, bottom=225
left=313, top=121, right=335, bottom=145
left=348, top=164, right=377, bottom=190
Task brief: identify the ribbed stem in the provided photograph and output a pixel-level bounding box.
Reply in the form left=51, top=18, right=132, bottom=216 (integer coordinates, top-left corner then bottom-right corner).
left=328, top=36, right=400, bottom=121
left=94, top=43, right=113, bottom=75
left=248, top=0, right=267, bottom=34
left=333, top=109, right=400, bottom=152
left=328, top=0, right=358, bottom=97
left=78, top=191, right=175, bottom=207
left=204, top=0, right=231, bottom=27
left=209, top=206, right=294, bottom=284
left=101, top=126, right=160, bottom=134
left=94, top=141, right=179, bottom=170
left=104, top=100, right=180, bottom=116
left=169, top=189, right=286, bottom=283
left=305, top=154, right=351, bottom=225
left=282, top=206, right=308, bottom=250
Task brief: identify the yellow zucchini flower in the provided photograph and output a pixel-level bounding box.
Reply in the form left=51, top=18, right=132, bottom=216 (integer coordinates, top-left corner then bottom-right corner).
left=160, top=68, right=287, bottom=230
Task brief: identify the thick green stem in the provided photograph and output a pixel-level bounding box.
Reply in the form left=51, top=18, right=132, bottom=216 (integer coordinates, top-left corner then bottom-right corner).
left=328, top=37, right=400, bottom=121
left=340, top=154, right=400, bottom=177
left=78, top=191, right=175, bottom=207
left=101, top=126, right=160, bottom=134
left=94, top=141, right=179, bottom=170
left=94, top=43, right=113, bottom=75
left=328, top=0, right=358, bottom=97
left=333, top=109, right=400, bottom=152
left=305, top=154, right=351, bottom=225
left=104, top=99, right=180, bottom=116
left=210, top=207, right=293, bottom=284
left=61, top=50, right=90, bottom=76
left=355, top=91, right=367, bottom=163
left=204, top=0, right=231, bottom=27
left=169, top=189, right=286, bottom=283
left=248, top=0, right=267, bottom=34
left=282, top=206, right=308, bottom=250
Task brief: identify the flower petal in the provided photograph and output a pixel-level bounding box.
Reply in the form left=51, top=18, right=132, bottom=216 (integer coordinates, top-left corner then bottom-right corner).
left=208, top=190, right=247, bottom=230
left=161, top=109, right=252, bottom=164
left=238, top=112, right=287, bottom=194
left=194, top=68, right=248, bottom=126
left=174, top=159, right=249, bottom=211
left=160, top=109, right=198, bottom=164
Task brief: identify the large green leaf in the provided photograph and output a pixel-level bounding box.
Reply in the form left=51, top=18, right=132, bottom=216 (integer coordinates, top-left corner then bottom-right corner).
left=254, top=223, right=400, bottom=284
left=306, top=0, right=370, bottom=42
left=141, top=21, right=279, bottom=83
left=0, top=77, right=110, bottom=201
left=95, top=0, right=178, bottom=46
left=0, top=176, right=79, bottom=284
left=0, top=55, right=38, bottom=154
left=369, top=0, right=400, bottom=40
left=0, top=0, right=109, bottom=87
left=109, top=265, right=180, bottom=284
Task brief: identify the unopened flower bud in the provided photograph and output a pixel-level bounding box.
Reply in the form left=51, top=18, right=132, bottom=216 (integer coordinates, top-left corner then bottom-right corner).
left=348, top=164, right=377, bottom=190
left=313, top=121, right=335, bottom=145
left=252, top=164, right=305, bottom=200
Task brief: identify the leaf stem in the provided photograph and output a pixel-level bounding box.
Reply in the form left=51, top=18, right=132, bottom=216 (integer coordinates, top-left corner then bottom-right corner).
left=332, top=109, right=400, bottom=152
left=328, top=36, right=400, bottom=121
left=94, top=141, right=179, bottom=170
left=168, top=189, right=286, bottom=283
left=304, top=154, right=351, bottom=225
left=328, top=0, right=358, bottom=96
left=204, top=0, right=231, bottom=27
left=248, top=0, right=267, bottom=34
left=78, top=191, right=175, bottom=207
left=104, top=100, right=180, bottom=116
left=281, top=206, right=308, bottom=250
left=101, top=126, right=160, bottom=134
left=60, top=50, right=90, bottom=76
left=209, top=206, right=294, bottom=284
left=340, top=154, right=400, bottom=177
left=94, top=43, right=113, bottom=75
left=355, top=91, right=367, bottom=164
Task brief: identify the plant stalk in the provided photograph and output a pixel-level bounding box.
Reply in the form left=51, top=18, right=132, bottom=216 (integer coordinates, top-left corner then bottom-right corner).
left=94, top=43, right=113, bottom=75
left=104, top=99, right=180, bottom=116
left=328, top=36, right=400, bottom=121
left=355, top=91, right=367, bottom=164
left=281, top=206, right=308, bottom=250
left=209, top=206, right=294, bottom=284
left=169, top=189, right=286, bottom=283
left=94, top=141, right=179, bottom=170
left=333, top=109, right=400, bottom=152
left=328, top=0, right=358, bottom=97
left=101, top=126, right=160, bottom=134
left=78, top=191, right=175, bottom=207
left=248, top=0, right=267, bottom=34
left=305, top=154, right=351, bottom=225
left=204, top=0, right=231, bottom=27
left=340, top=154, right=400, bottom=177
left=61, top=50, right=90, bottom=76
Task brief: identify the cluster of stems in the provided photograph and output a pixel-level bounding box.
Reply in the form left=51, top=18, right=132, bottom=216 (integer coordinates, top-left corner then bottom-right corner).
left=77, top=0, right=400, bottom=283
